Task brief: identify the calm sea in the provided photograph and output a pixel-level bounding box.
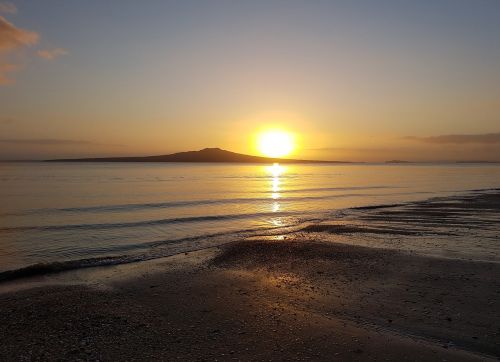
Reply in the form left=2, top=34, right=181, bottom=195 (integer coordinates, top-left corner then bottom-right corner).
left=1, top=162, right=499, bottom=274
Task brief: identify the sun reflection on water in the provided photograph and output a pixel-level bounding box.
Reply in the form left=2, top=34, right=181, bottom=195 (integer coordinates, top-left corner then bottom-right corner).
left=272, top=202, right=280, bottom=213
left=267, top=163, right=284, bottom=210
left=266, top=163, right=288, bottom=228
left=268, top=163, right=284, bottom=178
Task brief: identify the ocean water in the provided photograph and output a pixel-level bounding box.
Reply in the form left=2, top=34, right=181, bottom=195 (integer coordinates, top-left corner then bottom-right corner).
left=1, top=162, right=499, bottom=275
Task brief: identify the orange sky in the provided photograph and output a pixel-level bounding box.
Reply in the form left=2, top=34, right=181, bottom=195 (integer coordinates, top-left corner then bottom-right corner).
left=1, top=1, right=499, bottom=161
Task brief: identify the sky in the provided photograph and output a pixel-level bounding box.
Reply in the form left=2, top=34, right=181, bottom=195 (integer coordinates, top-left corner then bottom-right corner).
left=0, top=0, right=499, bottom=161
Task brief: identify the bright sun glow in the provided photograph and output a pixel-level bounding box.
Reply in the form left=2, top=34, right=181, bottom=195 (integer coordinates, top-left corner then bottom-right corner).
left=257, top=131, right=294, bottom=158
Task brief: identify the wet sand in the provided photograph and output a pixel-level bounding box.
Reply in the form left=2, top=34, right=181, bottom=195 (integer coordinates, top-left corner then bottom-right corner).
left=1, top=191, right=499, bottom=361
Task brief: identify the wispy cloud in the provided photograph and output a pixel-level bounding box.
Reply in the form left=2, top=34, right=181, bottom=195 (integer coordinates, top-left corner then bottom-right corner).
left=0, top=138, right=114, bottom=146
left=1, top=11, right=67, bottom=83
left=404, top=133, right=500, bottom=145
left=0, top=2, right=16, bottom=14
left=0, top=16, right=38, bottom=52
left=307, top=147, right=389, bottom=152
left=0, top=117, right=16, bottom=125
left=0, top=15, right=39, bottom=84
left=37, top=47, right=68, bottom=60
left=0, top=61, right=19, bottom=83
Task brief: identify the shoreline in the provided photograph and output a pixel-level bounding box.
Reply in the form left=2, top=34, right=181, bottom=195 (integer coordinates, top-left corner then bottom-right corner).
left=1, top=187, right=499, bottom=283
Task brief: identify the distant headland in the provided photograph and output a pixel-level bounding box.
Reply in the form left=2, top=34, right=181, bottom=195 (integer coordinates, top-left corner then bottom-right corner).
left=46, top=148, right=351, bottom=163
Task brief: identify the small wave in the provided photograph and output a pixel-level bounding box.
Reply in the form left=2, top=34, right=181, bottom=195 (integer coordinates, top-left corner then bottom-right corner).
left=2, top=186, right=396, bottom=216
left=0, top=255, right=140, bottom=282
left=469, top=187, right=500, bottom=192
left=0, top=211, right=302, bottom=233
left=351, top=203, right=407, bottom=210
left=278, top=185, right=396, bottom=194
left=0, top=220, right=314, bottom=283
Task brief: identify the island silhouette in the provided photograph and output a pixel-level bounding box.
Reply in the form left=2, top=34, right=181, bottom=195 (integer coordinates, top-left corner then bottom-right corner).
left=47, top=148, right=350, bottom=163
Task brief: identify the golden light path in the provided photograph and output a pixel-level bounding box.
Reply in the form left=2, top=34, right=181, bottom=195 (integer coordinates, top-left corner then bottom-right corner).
left=266, top=163, right=285, bottom=228
left=257, top=130, right=294, bottom=230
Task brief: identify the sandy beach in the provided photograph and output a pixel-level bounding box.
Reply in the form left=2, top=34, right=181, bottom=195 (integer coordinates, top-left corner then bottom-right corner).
left=1, top=191, right=499, bottom=361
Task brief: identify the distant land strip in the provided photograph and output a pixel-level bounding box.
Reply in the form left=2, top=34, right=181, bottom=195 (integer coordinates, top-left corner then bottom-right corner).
left=46, top=148, right=352, bottom=163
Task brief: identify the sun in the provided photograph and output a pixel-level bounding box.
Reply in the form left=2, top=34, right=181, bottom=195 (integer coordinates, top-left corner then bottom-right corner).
left=257, top=130, right=294, bottom=158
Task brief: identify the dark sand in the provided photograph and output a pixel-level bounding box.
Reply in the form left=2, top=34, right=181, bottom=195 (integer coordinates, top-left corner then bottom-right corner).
left=1, top=191, right=499, bottom=361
